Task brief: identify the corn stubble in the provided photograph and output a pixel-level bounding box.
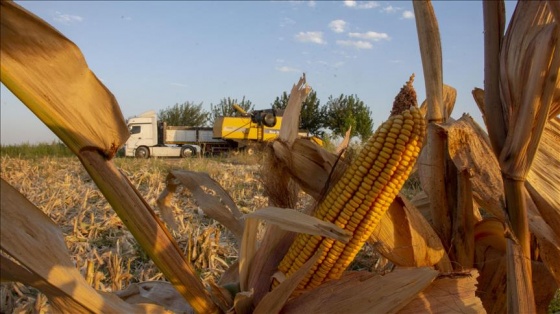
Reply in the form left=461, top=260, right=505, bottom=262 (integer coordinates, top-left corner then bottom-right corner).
left=274, top=76, right=426, bottom=292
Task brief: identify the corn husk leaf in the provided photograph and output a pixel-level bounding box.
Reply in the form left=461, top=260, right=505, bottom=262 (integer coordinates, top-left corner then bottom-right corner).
left=474, top=218, right=559, bottom=312
left=156, top=176, right=181, bottom=233
left=114, top=281, right=193, bottom=314
left=499, top=0, right=559, bottom=179
left=0, top=179, right=169, bottom=313
left=526, top=117, right=560, bottom=238
left=271, top=138, right=341, bottom=201
left=398, top=270, right=484, bottom=313
left=245, top=207, right=351, bottom=243
left=208, top=280, right=234, bottom=313
left=247, top=225, right=294, bottom=306
left=369, top=194, right=446, bottom=267
left=0, top=1, right=128, bottom=157
left=436, top=114, right=506, bottom=220
left=239, top=218, right=259, bottom=292
left=169, top=170, right=244, bottom=240
left=282, top=267, right=438, bottom=313
left=232, top=290, right=253, bottom=314
left=253, top=250, right=321, bottom=314
left=419, top=84, right=457, bottom=119
left=278, top=74, right=311, bottom=145
left=335, top=126, right=352, bottom=155
left=474, top=219, right=508, bottom=313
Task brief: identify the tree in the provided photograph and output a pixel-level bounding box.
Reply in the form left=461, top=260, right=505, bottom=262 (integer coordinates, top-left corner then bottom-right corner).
left=158, top=101, right=209, bottom=127
left=322, top=94, right=373, bottom=142
left=209, top=96, right=254, bottom=125
left=272, top=90, right=323, bottom=136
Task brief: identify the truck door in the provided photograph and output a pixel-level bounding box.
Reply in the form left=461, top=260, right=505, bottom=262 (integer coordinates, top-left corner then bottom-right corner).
left=126, top=124, right=156, bottom=153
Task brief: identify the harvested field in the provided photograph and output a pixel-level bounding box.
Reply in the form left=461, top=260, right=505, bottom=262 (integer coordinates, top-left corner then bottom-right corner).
left=0, top=154, right=395, bottom=313
left=0, top=155, right=267, bottom=312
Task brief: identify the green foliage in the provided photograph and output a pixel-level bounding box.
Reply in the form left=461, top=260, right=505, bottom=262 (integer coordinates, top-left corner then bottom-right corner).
left=158, top=101, right=209, bottom=127
left=209, top=96, right=254, bottom=124
left=322, top=94, right=373, bottom=142
left=0, top=141, right=73, bottom=158
left=549, top=289, right=560, bottom=314
left=272, top=90, right=324, bottom=136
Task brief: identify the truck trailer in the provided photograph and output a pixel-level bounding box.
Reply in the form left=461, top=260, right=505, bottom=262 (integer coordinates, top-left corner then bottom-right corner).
left=123, top=108, right=321, bottom=158
left=123, top=111, right=230, bottom=158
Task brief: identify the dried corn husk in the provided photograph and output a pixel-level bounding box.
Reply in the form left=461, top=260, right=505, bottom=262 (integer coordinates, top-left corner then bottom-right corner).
left=281, top=268, right=438, bottom=313
left=369, top=195, right=447, bottom=267
left=398, top=270, right=485, bottom=313
left=419, top=84, right=457, bottom=119
left=499, top=1, right=559, bottom=179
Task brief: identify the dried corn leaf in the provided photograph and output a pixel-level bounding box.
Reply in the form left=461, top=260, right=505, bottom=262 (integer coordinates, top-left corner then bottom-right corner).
left=537, top=234, right=560, bottom=285
left=436, top=114, right=505, bottom=220
left=474, top=219, right=508, bottom=313
left=232, top=290, right=253, bottom=314
left=271, top=138, right=341, bottom=200
left=278, top=74, right=311, bottom=145
left=526, top=189, right=560, bottom=285
left=253, top=250, right=321, bottom=314
left=239, top=218, right=259, bottom=292
left=170, top=170, right=244, bottom=240
left=474, top=218, right=558, bottom=313
left=419, top=84, right=457, bottom=119
left=247, top=225, right=294, bottom=306
left=245, top=207, right=351, bottom=243
left=207, top=280, right=234, bottom=313
left=0, top=1, right=128, bottom=157
left=398, top=270, right=484, bottom=313
left=282, top=267, right=438, bottom=313
left=114, top=281, right=193, bottom=313
left=370, top=195, right=446, bottom=267
left=335, top=126, right=352, bottom=155
left=526, top=117, right=560, bottom=238
left=0, top=179, right=169, bottom=313
left=156, top=177, right=181, bottom=233
left=499, top=0, right=559, bottom=178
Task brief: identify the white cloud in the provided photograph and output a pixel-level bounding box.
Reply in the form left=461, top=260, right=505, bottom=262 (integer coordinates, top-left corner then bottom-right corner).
left=276, top=66, right=301, bottom=73
left=381, top=5, right=400, bottom=13
left=329, top=20, right=347, bottom=33
left=402, top=10, right=415, bottom=19
left=294, top=31, right=326, bottom=44
left=336, top=40, right=372, bottom=49
left=308, top=1, right=316, bottom=7
left=348, top=31, right=390, bottom=41
left=344, top=1, right=379, bottom=9
left=280, top=17, right=296, bottom=27
left=53, top=11, right=83, bottom=24
left=359, top=1, right=380, bottom=9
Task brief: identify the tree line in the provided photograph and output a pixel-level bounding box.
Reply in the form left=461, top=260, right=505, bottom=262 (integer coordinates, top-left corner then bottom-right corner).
left=158, top=91, right=374, bottom=142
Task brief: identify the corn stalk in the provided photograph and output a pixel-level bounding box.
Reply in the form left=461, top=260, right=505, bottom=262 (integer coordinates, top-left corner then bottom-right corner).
left=483, top=0, right=560, bottom=312
left=412, top=0, right=453, bottom=272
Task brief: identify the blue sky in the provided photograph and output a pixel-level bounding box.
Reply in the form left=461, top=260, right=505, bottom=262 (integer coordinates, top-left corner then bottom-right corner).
left=1, top=1, right=515, bottom=144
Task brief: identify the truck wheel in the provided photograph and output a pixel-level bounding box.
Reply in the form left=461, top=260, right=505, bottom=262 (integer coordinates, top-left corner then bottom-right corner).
left=135, top=147, right=149, bottom=159
left=181, top=146, right=196, bottom=158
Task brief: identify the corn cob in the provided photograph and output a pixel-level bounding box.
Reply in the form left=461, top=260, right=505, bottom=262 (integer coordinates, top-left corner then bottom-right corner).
left=273, top=75, right=425, bottom=292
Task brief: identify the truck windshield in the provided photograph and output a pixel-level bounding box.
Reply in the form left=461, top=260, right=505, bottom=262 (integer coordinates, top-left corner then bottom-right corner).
left=130, top=126, right=141, bottom=134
